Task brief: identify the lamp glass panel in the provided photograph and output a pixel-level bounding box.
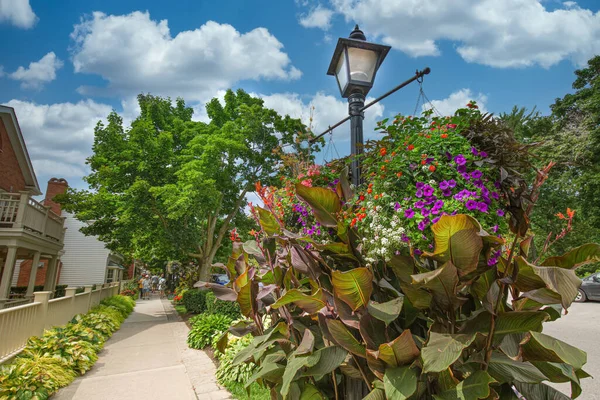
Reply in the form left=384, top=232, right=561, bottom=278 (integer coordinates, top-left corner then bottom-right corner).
left=347, top=47, right=378, bottom=83
left=335, top=51, right=348, bottom=92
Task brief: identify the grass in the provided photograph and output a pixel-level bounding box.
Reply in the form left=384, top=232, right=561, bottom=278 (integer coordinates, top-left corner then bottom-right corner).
left=174, top=305, right=187, bottom=315
left=224, top=381, right=270, bottom=400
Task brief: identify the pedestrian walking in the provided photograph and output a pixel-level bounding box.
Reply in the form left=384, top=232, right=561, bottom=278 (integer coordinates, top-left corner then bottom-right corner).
left=142, top=275, right=152, bottom=300
left=138, top=275, right=145, bottom=300
left=158, top=274, right=166, bottom=299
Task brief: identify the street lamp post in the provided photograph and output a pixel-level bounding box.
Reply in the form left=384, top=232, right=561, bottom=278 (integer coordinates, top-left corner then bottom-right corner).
left=327, top=25, right=391, bottom=187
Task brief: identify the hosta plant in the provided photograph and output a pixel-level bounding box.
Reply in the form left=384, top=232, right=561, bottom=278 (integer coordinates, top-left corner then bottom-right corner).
left=187, top=313, right=233, bottom=349
left=215, top=335, right=258, bottom=385
left=198, top=110, right=597, bottom=399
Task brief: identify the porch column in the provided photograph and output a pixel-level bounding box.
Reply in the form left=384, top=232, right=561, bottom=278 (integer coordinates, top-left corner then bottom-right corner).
left=43, top=256, right=59, bottom=296
left=25, top=251, right=42, bottom=299
left=0, top=246, right=18, bottom=307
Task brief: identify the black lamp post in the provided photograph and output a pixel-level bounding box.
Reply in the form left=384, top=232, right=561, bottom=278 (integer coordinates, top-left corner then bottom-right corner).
left=327, top=25, right=391, bottom=187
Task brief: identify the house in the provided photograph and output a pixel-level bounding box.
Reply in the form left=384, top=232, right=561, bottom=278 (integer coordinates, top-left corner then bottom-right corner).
left=58, top=206, right=127, bottom=287
left=0, top=105, right=66, bottom=308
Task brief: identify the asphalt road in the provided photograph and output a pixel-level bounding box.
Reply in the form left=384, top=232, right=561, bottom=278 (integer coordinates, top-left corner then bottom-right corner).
left=542, top=302, right=600, bottom=399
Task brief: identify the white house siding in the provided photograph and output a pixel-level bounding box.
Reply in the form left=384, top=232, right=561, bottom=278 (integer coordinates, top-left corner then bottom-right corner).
left=58, top=212, right=110, bottom=286
left=11, top=260, right=22, bottom=286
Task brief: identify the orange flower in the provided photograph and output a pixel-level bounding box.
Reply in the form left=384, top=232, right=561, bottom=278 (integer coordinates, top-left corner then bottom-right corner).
left=441, top=133, right=448, bottom=139
left=249, top=229, right=257, bottom=236
left=380, top=147, right=387, bottom=156
left=429, top=165, right=436, bottom=172
left=556, top=212, right=565, bottom=220
left=407, top=144, right=415, bottom=151
left=391, top=151, right=396, bottom=156
left=374, top=194, right=379, bottom=200
left=396, top=172, right=403, bottom=177
left=380, top=165, right=386, bottom=171
left=426, top=134, right=431, bottom=139
left=421, top=154, right=427, bottom=158
left=367, top=188, right=373, bottom=194
left=567, top=208, right=575, bottom=218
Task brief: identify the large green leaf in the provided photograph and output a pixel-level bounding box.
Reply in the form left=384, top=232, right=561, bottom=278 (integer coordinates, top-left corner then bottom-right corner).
left=514, top=256, right=582, bottom=309
left=371, top=330, right=420, bottom=367
left=326, top=318, right=366, bottom=357
left=367, top=297, right=404, bottom=326
left=411, top=261, right=459, bottom=311
left=363, top=388, right=386, bottom=400
left=422, top=332, right=476, bottom=373
left=461, top=311, right=549, bottom=338
left=296, top=329, right=315, bottom=355
left=295, top=183, right=341, bottom=227
left=246, top=363, right=285, bottom=387
left=303, top=346, right=348, bottom=376
left=388, top=255, right=415, bottom=283
left=384, top=366, right=417, bottom=400
left=521, top=331, right=587, bottom=370
left=433, top=371, right=496, bottom=400
left=541, top=243, right=600, bottom=269
left=487, top=351, right=546, bottom=384
left=513, top=382, right=570, bottom=400
left=281, top=353, right=320, bottom=398
left=257, top=206, right=281, bottom=235
left=300, top=383, right=326, bottom=400
left=332, top=268, right=373, bottom=311
left=425, top=214, right=483, bottom=277
left=533, top=361, right=583, bottom=399
left=400, top=283, right=432, bottom=309
left=271, top=288, right=327, bottom=314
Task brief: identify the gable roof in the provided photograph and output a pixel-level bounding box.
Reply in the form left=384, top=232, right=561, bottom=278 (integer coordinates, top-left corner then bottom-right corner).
left=0, top=105, right=41, bottom=195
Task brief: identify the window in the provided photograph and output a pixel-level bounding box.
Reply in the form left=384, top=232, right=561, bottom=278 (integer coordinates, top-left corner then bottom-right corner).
left=106, top=268, right=115, bottom=283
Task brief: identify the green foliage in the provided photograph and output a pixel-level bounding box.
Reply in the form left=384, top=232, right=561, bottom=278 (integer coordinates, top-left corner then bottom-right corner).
left=0, top=295, right=134, bottom=399
left=187, top=313, right=233, bottom=349
left=182, top=289, right=207, bottom=314
left=223, top=381, right=271, bottom=400
left=213, top=105, right=593, bottom=399
left=205, top=291, right=241, bottom=319
left=215, top=336, right=257, bottom=385
left=100, top=295, right=135, bottom=316
left=58, top=90, right=322, bottom=283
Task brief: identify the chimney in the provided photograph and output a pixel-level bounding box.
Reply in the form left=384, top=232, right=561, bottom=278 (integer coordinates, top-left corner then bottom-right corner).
left=44, top=178, right=68, bottom=216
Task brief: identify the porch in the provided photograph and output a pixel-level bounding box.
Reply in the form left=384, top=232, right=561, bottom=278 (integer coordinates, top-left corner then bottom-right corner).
left=0, top=191, right=66, bottom=308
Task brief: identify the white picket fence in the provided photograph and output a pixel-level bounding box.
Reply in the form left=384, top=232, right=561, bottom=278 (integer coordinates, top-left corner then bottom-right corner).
left=0, top=281, right=127, bottom=364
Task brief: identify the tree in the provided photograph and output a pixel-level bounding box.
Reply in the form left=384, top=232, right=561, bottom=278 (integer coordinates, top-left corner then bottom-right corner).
left=60, top=90, right=318, bottom=281
left=499, top=55, right=600, bottom=271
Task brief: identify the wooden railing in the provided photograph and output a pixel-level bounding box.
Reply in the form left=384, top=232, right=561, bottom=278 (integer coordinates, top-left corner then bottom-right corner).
left=0, top=282, right=120, bottom=363
left=0, top=192, right=65, bottom=243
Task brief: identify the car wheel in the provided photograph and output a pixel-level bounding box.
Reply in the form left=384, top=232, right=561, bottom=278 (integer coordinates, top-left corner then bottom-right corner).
left=575, top=289, right=587, bottom=303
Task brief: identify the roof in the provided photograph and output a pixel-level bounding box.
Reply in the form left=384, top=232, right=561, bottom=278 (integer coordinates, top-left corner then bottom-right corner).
left=0, top=105, right=41, bottom=195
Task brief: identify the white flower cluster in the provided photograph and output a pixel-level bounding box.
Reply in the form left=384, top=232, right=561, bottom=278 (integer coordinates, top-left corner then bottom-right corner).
left=360, top=199, right=407, bottom=262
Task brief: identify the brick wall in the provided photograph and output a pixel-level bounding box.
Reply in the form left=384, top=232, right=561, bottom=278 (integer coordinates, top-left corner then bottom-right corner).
left=16, top=259, right=62, bottom=287
left=44, top=178, right=68, bottom=215
left=0, top=118, right=27, bottom=193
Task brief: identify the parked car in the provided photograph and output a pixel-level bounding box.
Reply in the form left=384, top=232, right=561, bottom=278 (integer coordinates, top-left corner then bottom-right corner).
left=576, top=272, right=600, bottom=302
left=211, top=273, right=229, bottom=285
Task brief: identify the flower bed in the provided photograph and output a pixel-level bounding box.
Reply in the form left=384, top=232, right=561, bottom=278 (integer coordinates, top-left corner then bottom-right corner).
left=0, top=295, right=135, bottom=399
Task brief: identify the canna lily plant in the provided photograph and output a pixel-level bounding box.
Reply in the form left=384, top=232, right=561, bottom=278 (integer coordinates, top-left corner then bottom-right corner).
left=198, top=111, right=599, bottom=400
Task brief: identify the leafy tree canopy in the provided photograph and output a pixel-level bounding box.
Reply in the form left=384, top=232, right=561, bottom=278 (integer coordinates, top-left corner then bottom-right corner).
left=60, top=89, right=320, bottom=280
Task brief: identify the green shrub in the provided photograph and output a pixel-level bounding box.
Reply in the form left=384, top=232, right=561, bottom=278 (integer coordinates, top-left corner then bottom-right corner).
left=0, top=362, right=50, bottom=400
left=205, top=291, right=241, bottom=319
left=21, top=334, right=99, bottom=375
left=14, top=353, right=76, bottom=394
left=100, top=295, right=135, bottom=317
left=215, top=336, right=256, bottom=385
left=224, top=381, right=271, bottom=400
left=182, top=289, right=207, bottom=314
left=187, top=313, right=232, bottom=349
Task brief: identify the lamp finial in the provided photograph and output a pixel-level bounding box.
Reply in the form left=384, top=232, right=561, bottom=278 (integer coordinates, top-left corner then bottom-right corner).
left=349, top=25, right=366, bottom=41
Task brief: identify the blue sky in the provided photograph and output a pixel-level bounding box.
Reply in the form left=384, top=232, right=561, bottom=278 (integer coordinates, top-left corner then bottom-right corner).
left=1, top=0, right=599, bottom=194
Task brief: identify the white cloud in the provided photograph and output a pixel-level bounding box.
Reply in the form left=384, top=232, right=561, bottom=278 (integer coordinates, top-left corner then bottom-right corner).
left=299, top=5, right=334, bottom=30
left=9, top=52, right=63, bottom=89
left=70, top=11, right=301, bottom=101
left=422, top=89, right=488, bottom=116
left=4, top=99, right=112, bottom=189
left=329, top=0, right=600, bottom=68
left=0, top=0, right=37, bottom=29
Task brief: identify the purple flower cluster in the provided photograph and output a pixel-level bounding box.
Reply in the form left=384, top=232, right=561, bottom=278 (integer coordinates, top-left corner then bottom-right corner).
left=488, top=249, right=502, bottom=266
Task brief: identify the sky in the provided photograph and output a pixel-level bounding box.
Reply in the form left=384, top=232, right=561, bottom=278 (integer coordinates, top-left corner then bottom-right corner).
left=1, top=0, right=599, bottom=195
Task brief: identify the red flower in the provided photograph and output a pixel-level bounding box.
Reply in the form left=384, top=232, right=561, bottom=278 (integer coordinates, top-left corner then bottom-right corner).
left=379, top=147, right=387, bottom=156
left=441, top=133, right=448, bottom=139
left=447, top=123, right=457, bottom=129
left=359, top=195, right=365, bottom=201
left=429, top=165, right=436, bottom=172
left=396, top=172, right=403, bottom=177
left=407, top=144, right=415, bottom=151
left=367, top=188, right=373, bottom=194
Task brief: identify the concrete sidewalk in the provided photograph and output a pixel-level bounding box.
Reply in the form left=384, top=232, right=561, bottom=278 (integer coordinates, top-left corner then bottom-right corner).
left=53, top=295, right=230, bottom=400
